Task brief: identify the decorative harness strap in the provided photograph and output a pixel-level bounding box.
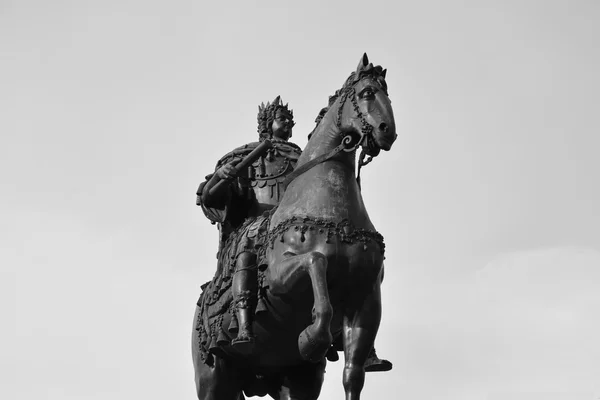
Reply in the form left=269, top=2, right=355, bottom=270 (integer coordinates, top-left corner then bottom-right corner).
left=282, top=134, right=379, bottom=191
left=282, top=137, right=354, bottom=190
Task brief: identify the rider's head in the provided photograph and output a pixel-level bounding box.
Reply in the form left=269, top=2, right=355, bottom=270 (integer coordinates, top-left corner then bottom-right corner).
left=257, top=96, right=295, bottom=141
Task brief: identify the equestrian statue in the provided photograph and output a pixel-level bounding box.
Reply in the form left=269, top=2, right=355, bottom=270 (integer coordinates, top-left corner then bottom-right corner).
left=192, top=53, right=397, bottom=400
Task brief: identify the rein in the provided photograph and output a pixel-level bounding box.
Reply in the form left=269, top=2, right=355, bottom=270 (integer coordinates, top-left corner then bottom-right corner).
left=356, top=149, right=374, bottom=190
left=283, top=87, right=379, bottom=190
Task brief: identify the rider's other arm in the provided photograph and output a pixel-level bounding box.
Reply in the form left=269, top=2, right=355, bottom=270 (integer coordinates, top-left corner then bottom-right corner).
left=198, top=158, right=241, bottom=209
left=196, top=176, right=230, bottom=225
left=196, top=158, right=247, bottom=225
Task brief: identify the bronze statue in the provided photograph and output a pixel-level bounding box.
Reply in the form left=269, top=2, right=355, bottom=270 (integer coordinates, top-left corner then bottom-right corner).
left=193, top=54, right=397, bottom=399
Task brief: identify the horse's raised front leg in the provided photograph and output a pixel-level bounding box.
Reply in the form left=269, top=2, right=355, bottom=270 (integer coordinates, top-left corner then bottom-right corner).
left=266, top=251, right=333, bottom=362
left=342, top=280, right=382, bottom=400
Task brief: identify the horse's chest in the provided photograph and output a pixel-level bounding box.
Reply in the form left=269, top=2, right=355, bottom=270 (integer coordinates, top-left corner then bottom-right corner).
left=336, top=241, right=385, bottom=283
left=269, top=217, right=385, bottom=283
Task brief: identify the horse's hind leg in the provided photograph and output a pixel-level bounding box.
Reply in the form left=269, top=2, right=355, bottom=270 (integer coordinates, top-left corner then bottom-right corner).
left=342, top=281, right=382, bottom=400
left=266, top=251, right=333, bottom=362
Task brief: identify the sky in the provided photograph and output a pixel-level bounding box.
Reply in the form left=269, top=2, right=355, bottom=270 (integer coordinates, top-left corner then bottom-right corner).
left=2, top=0, right=600, bottom=399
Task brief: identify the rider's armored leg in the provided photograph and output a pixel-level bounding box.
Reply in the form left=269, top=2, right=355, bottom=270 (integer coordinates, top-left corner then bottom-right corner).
left=231, top=251, right=258, bottom=351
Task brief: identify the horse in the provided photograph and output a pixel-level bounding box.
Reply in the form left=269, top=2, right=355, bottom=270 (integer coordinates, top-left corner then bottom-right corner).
left=192, top=53, right=397, bottom=400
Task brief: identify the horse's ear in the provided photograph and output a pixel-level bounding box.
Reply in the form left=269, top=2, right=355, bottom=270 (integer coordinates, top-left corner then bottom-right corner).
left=362, top=53, right=369, bottom=66
left=357, top=53, right=369, bottom=73
left=381, top=69, right=387, bottom=79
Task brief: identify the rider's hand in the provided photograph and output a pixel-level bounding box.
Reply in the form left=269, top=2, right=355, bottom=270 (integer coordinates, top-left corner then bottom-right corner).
left=216, top=159, right=241, bottom=180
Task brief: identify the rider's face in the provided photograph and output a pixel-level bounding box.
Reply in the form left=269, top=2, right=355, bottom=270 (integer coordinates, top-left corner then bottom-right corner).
left=271, top=109, right=294, bottom=140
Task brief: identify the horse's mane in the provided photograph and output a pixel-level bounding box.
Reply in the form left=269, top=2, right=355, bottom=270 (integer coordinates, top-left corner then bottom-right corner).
left=307, top=66, right=387, bottom=140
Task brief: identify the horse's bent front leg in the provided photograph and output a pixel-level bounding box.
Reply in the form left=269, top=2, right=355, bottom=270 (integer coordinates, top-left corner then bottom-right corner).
left=266, top=251, right=333, bottom=362
left=342, top=281, right=382, bottom=400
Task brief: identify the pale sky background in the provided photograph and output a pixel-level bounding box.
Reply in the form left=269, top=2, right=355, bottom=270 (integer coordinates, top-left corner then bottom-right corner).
left=2, top=0, right=600, bottom=399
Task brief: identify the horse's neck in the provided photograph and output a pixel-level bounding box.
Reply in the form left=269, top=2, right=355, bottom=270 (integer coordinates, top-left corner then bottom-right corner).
left=294, top=112, right=358, bottom=190
left=275, top=112, right=372, bottom=228
left=296, top=113, right=349, bottom=167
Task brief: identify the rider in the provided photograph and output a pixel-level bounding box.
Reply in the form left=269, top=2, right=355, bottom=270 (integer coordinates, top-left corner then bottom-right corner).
left=196, top=96, right=391, bottom=370
left=197, top=96, right=300, bottom=349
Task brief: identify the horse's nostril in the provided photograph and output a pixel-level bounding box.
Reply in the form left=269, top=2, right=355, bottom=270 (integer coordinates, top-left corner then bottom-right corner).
left=379, top=123, right=388, bottom=133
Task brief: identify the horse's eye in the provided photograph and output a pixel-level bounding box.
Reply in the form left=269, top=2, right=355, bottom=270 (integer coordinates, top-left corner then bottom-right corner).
left=362, top=89, right=375, bottom=99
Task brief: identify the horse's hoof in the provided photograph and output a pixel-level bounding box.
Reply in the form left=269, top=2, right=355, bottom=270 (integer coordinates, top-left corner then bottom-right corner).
left=298, top=326, right=332, bottom=363
left=326, top=346, right=339, bottom=362
left=364, top=357, right=393, bottom=372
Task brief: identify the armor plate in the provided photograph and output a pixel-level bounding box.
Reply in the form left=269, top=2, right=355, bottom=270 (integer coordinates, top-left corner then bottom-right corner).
left=247, top=142, right=301, bottom=213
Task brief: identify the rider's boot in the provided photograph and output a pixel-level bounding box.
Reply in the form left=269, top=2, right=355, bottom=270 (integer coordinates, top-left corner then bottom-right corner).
left=231, top=252, right=258, bottom=353
left=364, top=346, right=393, bottom=372
left=232, top=289, right=254, bottom=351
left=326, top=338, right=392, bottom=372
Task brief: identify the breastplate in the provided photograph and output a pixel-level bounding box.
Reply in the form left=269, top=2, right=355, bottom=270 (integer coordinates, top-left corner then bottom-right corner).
left=248, top=144, right=300, bottom=212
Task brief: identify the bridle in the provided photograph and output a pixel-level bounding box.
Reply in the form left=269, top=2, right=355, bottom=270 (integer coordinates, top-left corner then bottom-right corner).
left=283, top=81, right=384, bottom=190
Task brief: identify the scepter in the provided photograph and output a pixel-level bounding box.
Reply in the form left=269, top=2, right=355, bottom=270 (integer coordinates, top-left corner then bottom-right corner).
left=198, top=139, right=274, bottom=204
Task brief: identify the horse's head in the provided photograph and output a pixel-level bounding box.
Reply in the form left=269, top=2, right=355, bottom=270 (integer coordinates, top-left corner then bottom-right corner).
left=335, top=54, right=397, bottom=156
